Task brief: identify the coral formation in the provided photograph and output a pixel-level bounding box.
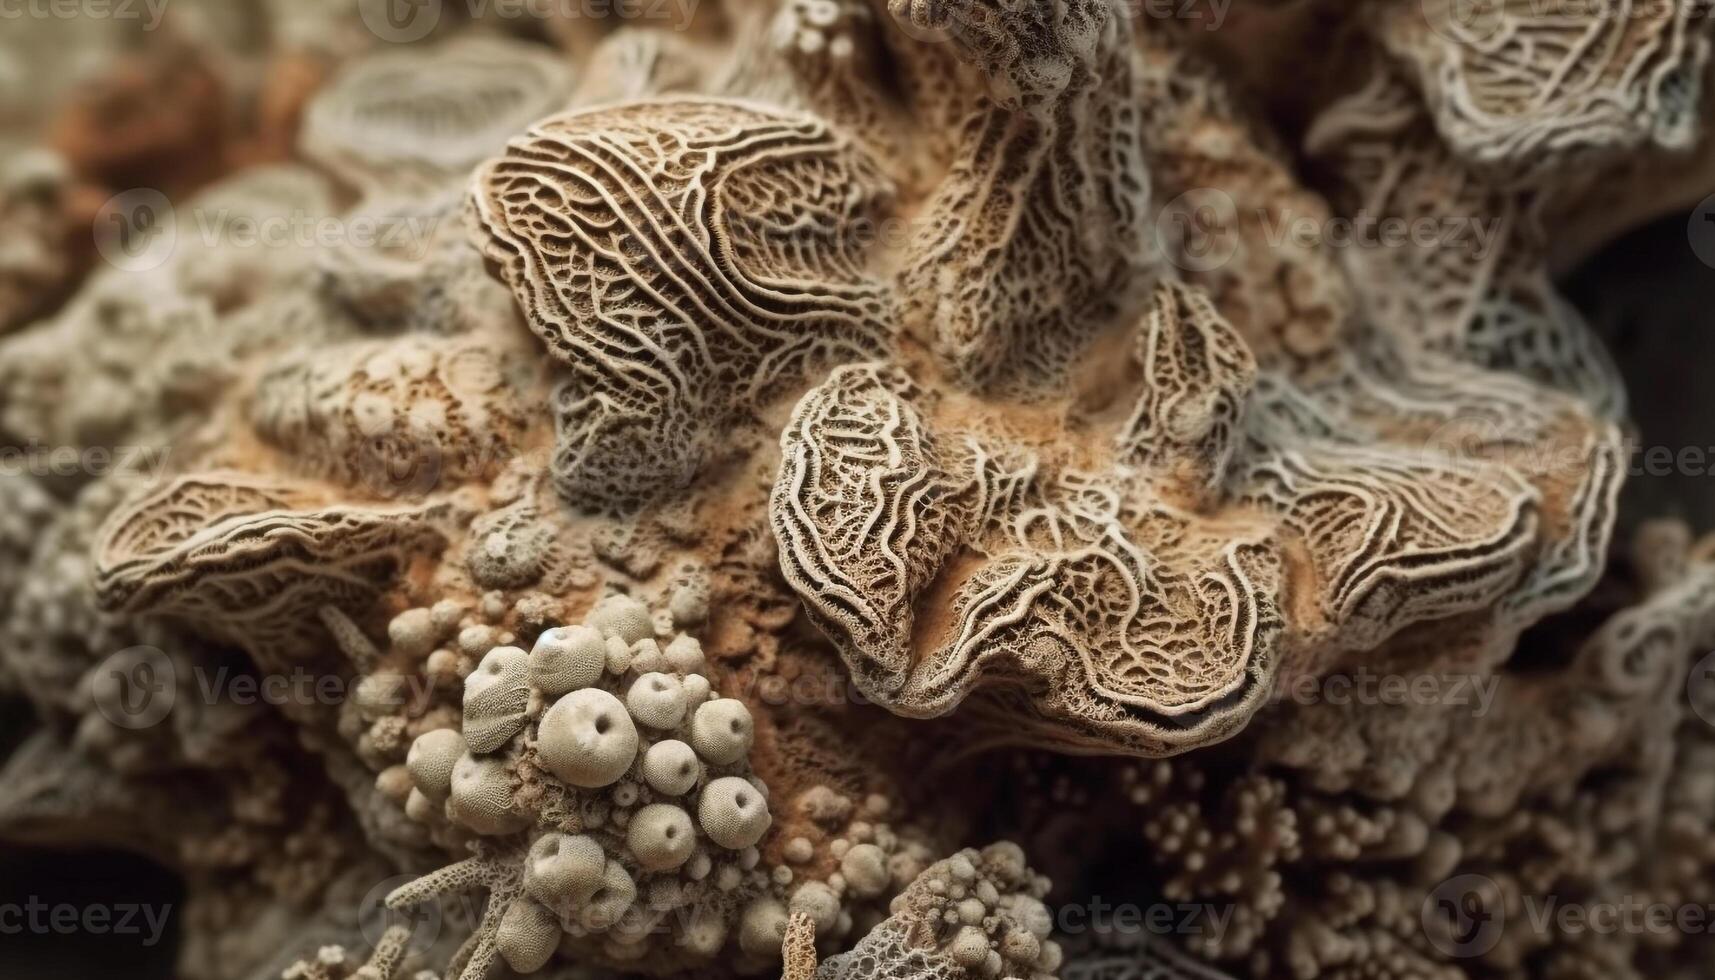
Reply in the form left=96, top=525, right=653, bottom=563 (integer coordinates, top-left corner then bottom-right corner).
left=0, top=3, right=1712, bottom=980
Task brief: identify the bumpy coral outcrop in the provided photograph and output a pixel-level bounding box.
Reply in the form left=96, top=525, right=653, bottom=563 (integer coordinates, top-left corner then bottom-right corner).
left=770, top=354, right=1284, bottom=754
left=301, top=37, right=574, bottom=196
left=279, top=926, right=416, bottom=980
left=384, top=595, right=927, bottom=977
left=813, top=843, right=1062, bottom=980
left=469, top=98, right=897, bottom=510
left=889, top=0, right=1156, bottom=389
left=1369, top=0, right=1711, bottom=178
left=1, top=4, right=1712, bottom=980
left=770, top=275, right=1617, bottom=754
left=94, top=473, right=452, bottom=667
left=247, top=336, right=531, bottom=495
left=1087, top=522, right=1715, bottom=980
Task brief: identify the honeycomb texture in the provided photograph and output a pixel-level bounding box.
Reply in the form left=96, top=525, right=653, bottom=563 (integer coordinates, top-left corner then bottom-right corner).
left=0, top=4, right=1710, bottom=980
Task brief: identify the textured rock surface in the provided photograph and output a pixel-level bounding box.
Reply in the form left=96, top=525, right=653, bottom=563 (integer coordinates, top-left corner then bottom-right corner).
left=0, top=3, right=1712, bottom=980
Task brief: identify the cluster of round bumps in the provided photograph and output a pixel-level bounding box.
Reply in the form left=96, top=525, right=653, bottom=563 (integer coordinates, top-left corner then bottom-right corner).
left=400, top=593, right=780, bottom=971
left=916, top=844, right=1060, bottom=979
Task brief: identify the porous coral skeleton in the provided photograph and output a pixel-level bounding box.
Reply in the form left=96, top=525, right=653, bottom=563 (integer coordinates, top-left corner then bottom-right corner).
left=0, top=2, right=1711, bottom=980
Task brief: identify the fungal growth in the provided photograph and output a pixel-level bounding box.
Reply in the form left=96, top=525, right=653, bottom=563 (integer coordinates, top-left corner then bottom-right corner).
left=300, top=36, right=576, bottom=195
left=770, top=277, right=1614, bottom=753
left=384, top=594, right=924, bottom=977
left=469, top=98, right=898, bottom=509
left=1369, top=0, right=1711, bottom=178
left=92, top=473, right=452, bottom=665
left=0, top=4, right=1711, bottom=980
left=890, top=0, right=1157, bottom=389
left=813, top=842, right=1062, bottom=980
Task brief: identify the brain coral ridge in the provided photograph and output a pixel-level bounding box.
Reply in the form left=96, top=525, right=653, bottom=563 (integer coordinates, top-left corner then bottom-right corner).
left=770, top=277, right=1619, bottom=756
left=0, top=3, right=1710, bottom=980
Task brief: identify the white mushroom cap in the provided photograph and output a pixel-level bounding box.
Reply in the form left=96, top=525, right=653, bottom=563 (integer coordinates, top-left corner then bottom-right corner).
left=789, top=881, right=840, bottom=932
left=627, top=803, right=696, bottom=871
left=690, top=698, right=753, bottom=765
left=663, top=634, right=705, bottom=674
left=404, top=787, right=436, bottom=823
left=737, top=898, right=789, bottom=957
left=538, top=688, right=639, bottom=788
left=447, top=752, right=529, bottom=835
left=679, top=910, right=727, bottom=958
left=840, top=842, right=889, bottom=898
left=524, top=832, right=607, bottom=907
left=497, top=897, right=560, bottom=973
left=681, top=673, right=712, bottom=705
left=579, top=860, right=636, bottom=933
left=388, top=607, right=438, bottom=658
left=949, top=925, right=990, bottom=967
left=588, top=594, right=653, bottom=644
left=641, top=739, right=701, bottom=796
left=629, top=639, right=666, bottom=675
left=463, top=645, right=530, bottom=753
left=529, top=625, right=606, bottom=695
left=626, top=672, right=687, bottom=729
left=406, top=727, right=465, bottom=801
left=698, top=776, right=772, bottom=849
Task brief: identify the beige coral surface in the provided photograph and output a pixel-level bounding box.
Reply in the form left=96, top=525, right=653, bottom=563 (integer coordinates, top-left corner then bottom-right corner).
left=1, top=2, right=1713, bottom=980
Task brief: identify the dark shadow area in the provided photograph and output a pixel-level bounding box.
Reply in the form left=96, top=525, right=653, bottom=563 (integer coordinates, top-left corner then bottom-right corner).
left=1565, top=207, right=1715, bottom=534
left=0, top=846, right=183, bottom=979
